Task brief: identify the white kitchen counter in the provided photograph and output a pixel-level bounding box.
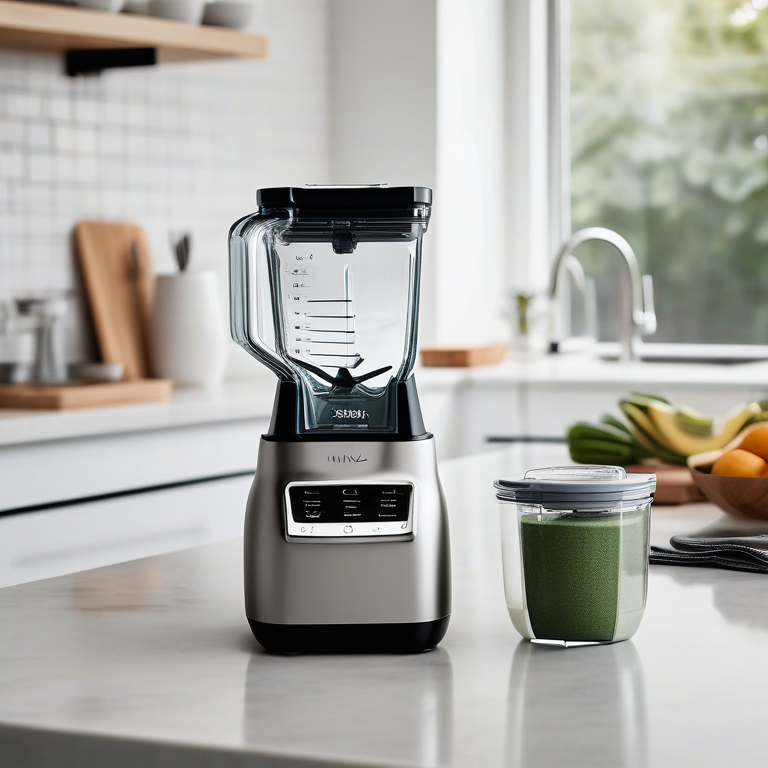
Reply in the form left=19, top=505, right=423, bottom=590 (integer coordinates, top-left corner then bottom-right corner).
left=0, top=378, right=278, bottom=448
left=1, top=443, right=766, bottom=767
left=5, top=354, right=768, bottom=449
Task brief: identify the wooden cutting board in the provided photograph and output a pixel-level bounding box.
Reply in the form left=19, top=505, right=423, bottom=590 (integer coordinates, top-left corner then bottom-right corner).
left=624, top=463, right=707, bottom=505
left=74, top=222, right=153, bottom=380
left=0, top=380, right=172, bottom=410
left=420, top=345, right=507, bottom=367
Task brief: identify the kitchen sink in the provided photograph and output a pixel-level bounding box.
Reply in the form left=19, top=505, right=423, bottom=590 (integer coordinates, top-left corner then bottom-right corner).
left=596, top=342, right=768, bottom=366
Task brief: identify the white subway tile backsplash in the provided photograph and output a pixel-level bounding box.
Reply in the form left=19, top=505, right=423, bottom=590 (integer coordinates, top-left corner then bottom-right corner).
left=0, top=0, right=330, bottom=364
left=46, top=96, right=72, bottom=122
left=27, top=153, right=54, bottom=183
left=26, top=120, right=51, bottom=150
left=76, top=156, right=99, bottom=184
left=5, top=92, right=43, bottom=119
left=124, top=101, right=146, bottom=128
left=74, top=98, right=99, bottom=125
left=0, top=149, right=24, bottom=180
left=124, top=131, right=147, bottom=157
left=97, top=128, right=123, bottom=157
left=0, top=118, right=24, bottom=145
left=101, top=99, right=124, bottom=126
left=54, top=125, right=76, bottom=153
left=75, top=125, right=98, bottom=155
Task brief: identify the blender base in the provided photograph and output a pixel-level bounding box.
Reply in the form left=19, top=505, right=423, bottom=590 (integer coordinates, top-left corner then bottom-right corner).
left=248, top=616, right=450, bottom=655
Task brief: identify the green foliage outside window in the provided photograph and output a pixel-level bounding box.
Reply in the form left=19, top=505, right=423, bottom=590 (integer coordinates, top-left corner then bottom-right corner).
left=572, top=0, right=768, bottom=343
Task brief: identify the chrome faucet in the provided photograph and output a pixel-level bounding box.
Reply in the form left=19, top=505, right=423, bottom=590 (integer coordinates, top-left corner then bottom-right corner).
left=549, top=227, right=656, bottom=362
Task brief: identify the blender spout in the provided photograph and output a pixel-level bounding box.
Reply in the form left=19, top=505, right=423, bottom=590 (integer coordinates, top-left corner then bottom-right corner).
left=332, top=228, right=356, bottom=254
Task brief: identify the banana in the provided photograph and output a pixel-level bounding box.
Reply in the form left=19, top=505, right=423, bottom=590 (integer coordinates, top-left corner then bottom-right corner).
left=619, top=402, right=687, bottom=464
left=645, top=400, right=759, bottom=456
left=620, top=396, right=759, bottom=457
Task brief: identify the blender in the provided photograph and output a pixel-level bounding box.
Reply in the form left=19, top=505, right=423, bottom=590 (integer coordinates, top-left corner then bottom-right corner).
left=229, top=185, right=451, bottom=654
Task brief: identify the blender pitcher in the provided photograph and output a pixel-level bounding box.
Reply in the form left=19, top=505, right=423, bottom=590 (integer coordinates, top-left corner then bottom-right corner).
left=230, top=184, right=429, bottom=438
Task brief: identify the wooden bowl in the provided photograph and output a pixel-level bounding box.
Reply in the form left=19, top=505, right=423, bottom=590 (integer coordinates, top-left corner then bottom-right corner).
left=688, top=422, right=768, bottom=520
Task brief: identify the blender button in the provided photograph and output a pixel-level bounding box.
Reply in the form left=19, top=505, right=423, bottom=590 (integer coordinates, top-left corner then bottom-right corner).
left=401, top=523, right=408, bottom=529
left=343, top=525, right=353, bottom=534
left=300, top=527, right=306, bottom=533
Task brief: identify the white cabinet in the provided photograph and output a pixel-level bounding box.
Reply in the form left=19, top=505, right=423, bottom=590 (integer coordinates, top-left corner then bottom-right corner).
left=0, top=411, right=268, bottom=587
left=0, top=418, right=266, bottom=512
left=0, top=474, right=253, bottom=588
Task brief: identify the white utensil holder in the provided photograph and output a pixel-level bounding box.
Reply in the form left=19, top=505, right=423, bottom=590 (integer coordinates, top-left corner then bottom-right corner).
left=149, top=271, right=227, bottom=387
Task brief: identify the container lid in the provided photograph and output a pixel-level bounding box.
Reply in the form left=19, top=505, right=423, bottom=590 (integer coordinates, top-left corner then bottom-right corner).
left=494, top=466, right=656, bottom=510
left=257, top=184, right=432, bottom=212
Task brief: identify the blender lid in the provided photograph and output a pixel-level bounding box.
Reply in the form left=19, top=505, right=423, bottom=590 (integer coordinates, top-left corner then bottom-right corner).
left=257, top=184, right=432, bottom=210
left=494, top=465, right=656, bottom=507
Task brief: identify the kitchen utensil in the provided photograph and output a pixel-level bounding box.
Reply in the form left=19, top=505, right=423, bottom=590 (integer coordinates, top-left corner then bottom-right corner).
left=148, top=0, right=204, bottom=23
left=170, top=232, right=191, bottom=272
left=0, top=379, right=171, bottom=410
left=74, top=221, right=153, bottom=381
left=420, top=345, right=507, bottom=367
left=229, top=184, right=450, bottom=654
left=495, top=465, right=656, bottom=645
left=201, top=1, right=253, bottom=28
left=688, top=422, right=768, bottom=520
left=149, top=271, right=227, bottom=387
left=15, top=296, right=70, bottom=385
left=68, top=362, right=125, bottom=383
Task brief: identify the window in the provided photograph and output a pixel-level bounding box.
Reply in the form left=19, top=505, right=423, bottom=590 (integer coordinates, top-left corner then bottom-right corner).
left=569, top=0, right=768, bottom=344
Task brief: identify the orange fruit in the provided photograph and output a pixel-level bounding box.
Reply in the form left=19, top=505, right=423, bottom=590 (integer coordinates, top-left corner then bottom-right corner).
left=738, top=426, right=768, bottom=462
left=711, top=449, right=768, bottom=478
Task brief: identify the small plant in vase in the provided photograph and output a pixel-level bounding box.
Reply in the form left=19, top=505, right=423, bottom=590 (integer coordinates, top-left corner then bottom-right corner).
left=507, top=290, right=547, bottom=357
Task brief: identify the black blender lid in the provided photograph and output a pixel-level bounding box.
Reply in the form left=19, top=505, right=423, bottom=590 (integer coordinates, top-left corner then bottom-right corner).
left=257, top=185, right=432, bottom=209
left=495, top=465, right=656, bottom=509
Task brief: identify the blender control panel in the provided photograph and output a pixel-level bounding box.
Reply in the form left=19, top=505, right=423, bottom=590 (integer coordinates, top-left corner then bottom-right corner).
left=285, top=483, right=413, bottom=538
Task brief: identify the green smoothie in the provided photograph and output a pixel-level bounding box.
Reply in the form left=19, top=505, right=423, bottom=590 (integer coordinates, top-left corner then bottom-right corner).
left=520, top=507, right=647, bottom=642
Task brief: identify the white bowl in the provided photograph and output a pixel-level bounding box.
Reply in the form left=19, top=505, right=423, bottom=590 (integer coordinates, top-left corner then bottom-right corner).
left=148, top=0, right=204, bottom=23
left=75, top=0, right=125, bottom=12
left=201, top=1, right=253, bottom=29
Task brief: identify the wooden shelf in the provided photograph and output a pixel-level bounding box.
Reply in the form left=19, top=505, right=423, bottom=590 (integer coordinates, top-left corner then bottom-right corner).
left=0, top=0, right=268, bottom=65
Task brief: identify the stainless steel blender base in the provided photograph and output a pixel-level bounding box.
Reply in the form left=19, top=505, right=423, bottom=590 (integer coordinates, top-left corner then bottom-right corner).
left=244, top=436, right=451, bottom=654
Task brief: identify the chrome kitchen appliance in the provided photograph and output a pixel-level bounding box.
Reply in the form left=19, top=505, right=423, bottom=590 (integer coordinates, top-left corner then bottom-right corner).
left=229, top=185, right=450, bottom=654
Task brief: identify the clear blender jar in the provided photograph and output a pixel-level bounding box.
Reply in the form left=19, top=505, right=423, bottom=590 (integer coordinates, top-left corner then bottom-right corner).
left=230, top=185, right=430, bottom=438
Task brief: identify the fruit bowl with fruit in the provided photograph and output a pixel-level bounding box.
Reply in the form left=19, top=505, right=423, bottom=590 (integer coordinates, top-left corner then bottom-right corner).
left=688, top=423, right=768, bottom=520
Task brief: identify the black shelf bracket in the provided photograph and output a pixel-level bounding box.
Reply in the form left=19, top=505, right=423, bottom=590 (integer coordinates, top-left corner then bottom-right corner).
left=65, top=47, right=157, bottom=76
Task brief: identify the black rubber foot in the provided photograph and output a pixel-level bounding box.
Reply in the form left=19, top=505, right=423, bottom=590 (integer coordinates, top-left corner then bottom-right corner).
left=248, top=616, right=450, bottom=655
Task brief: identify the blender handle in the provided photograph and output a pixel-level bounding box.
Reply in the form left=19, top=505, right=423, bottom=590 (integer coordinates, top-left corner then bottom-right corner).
left=229, top=211, right=295, bottom=381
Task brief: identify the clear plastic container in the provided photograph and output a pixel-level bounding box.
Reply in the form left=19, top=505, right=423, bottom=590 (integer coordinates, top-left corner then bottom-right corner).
left=495, top=466, right=655, bottom=645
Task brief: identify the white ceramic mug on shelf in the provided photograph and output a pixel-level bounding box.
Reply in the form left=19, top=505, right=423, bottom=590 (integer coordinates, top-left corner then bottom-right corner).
left=149, top=271, right=227, bottom=387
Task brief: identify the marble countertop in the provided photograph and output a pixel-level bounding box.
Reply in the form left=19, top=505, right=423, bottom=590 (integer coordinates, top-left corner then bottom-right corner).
left=2, top=443, right=767, bottom=767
